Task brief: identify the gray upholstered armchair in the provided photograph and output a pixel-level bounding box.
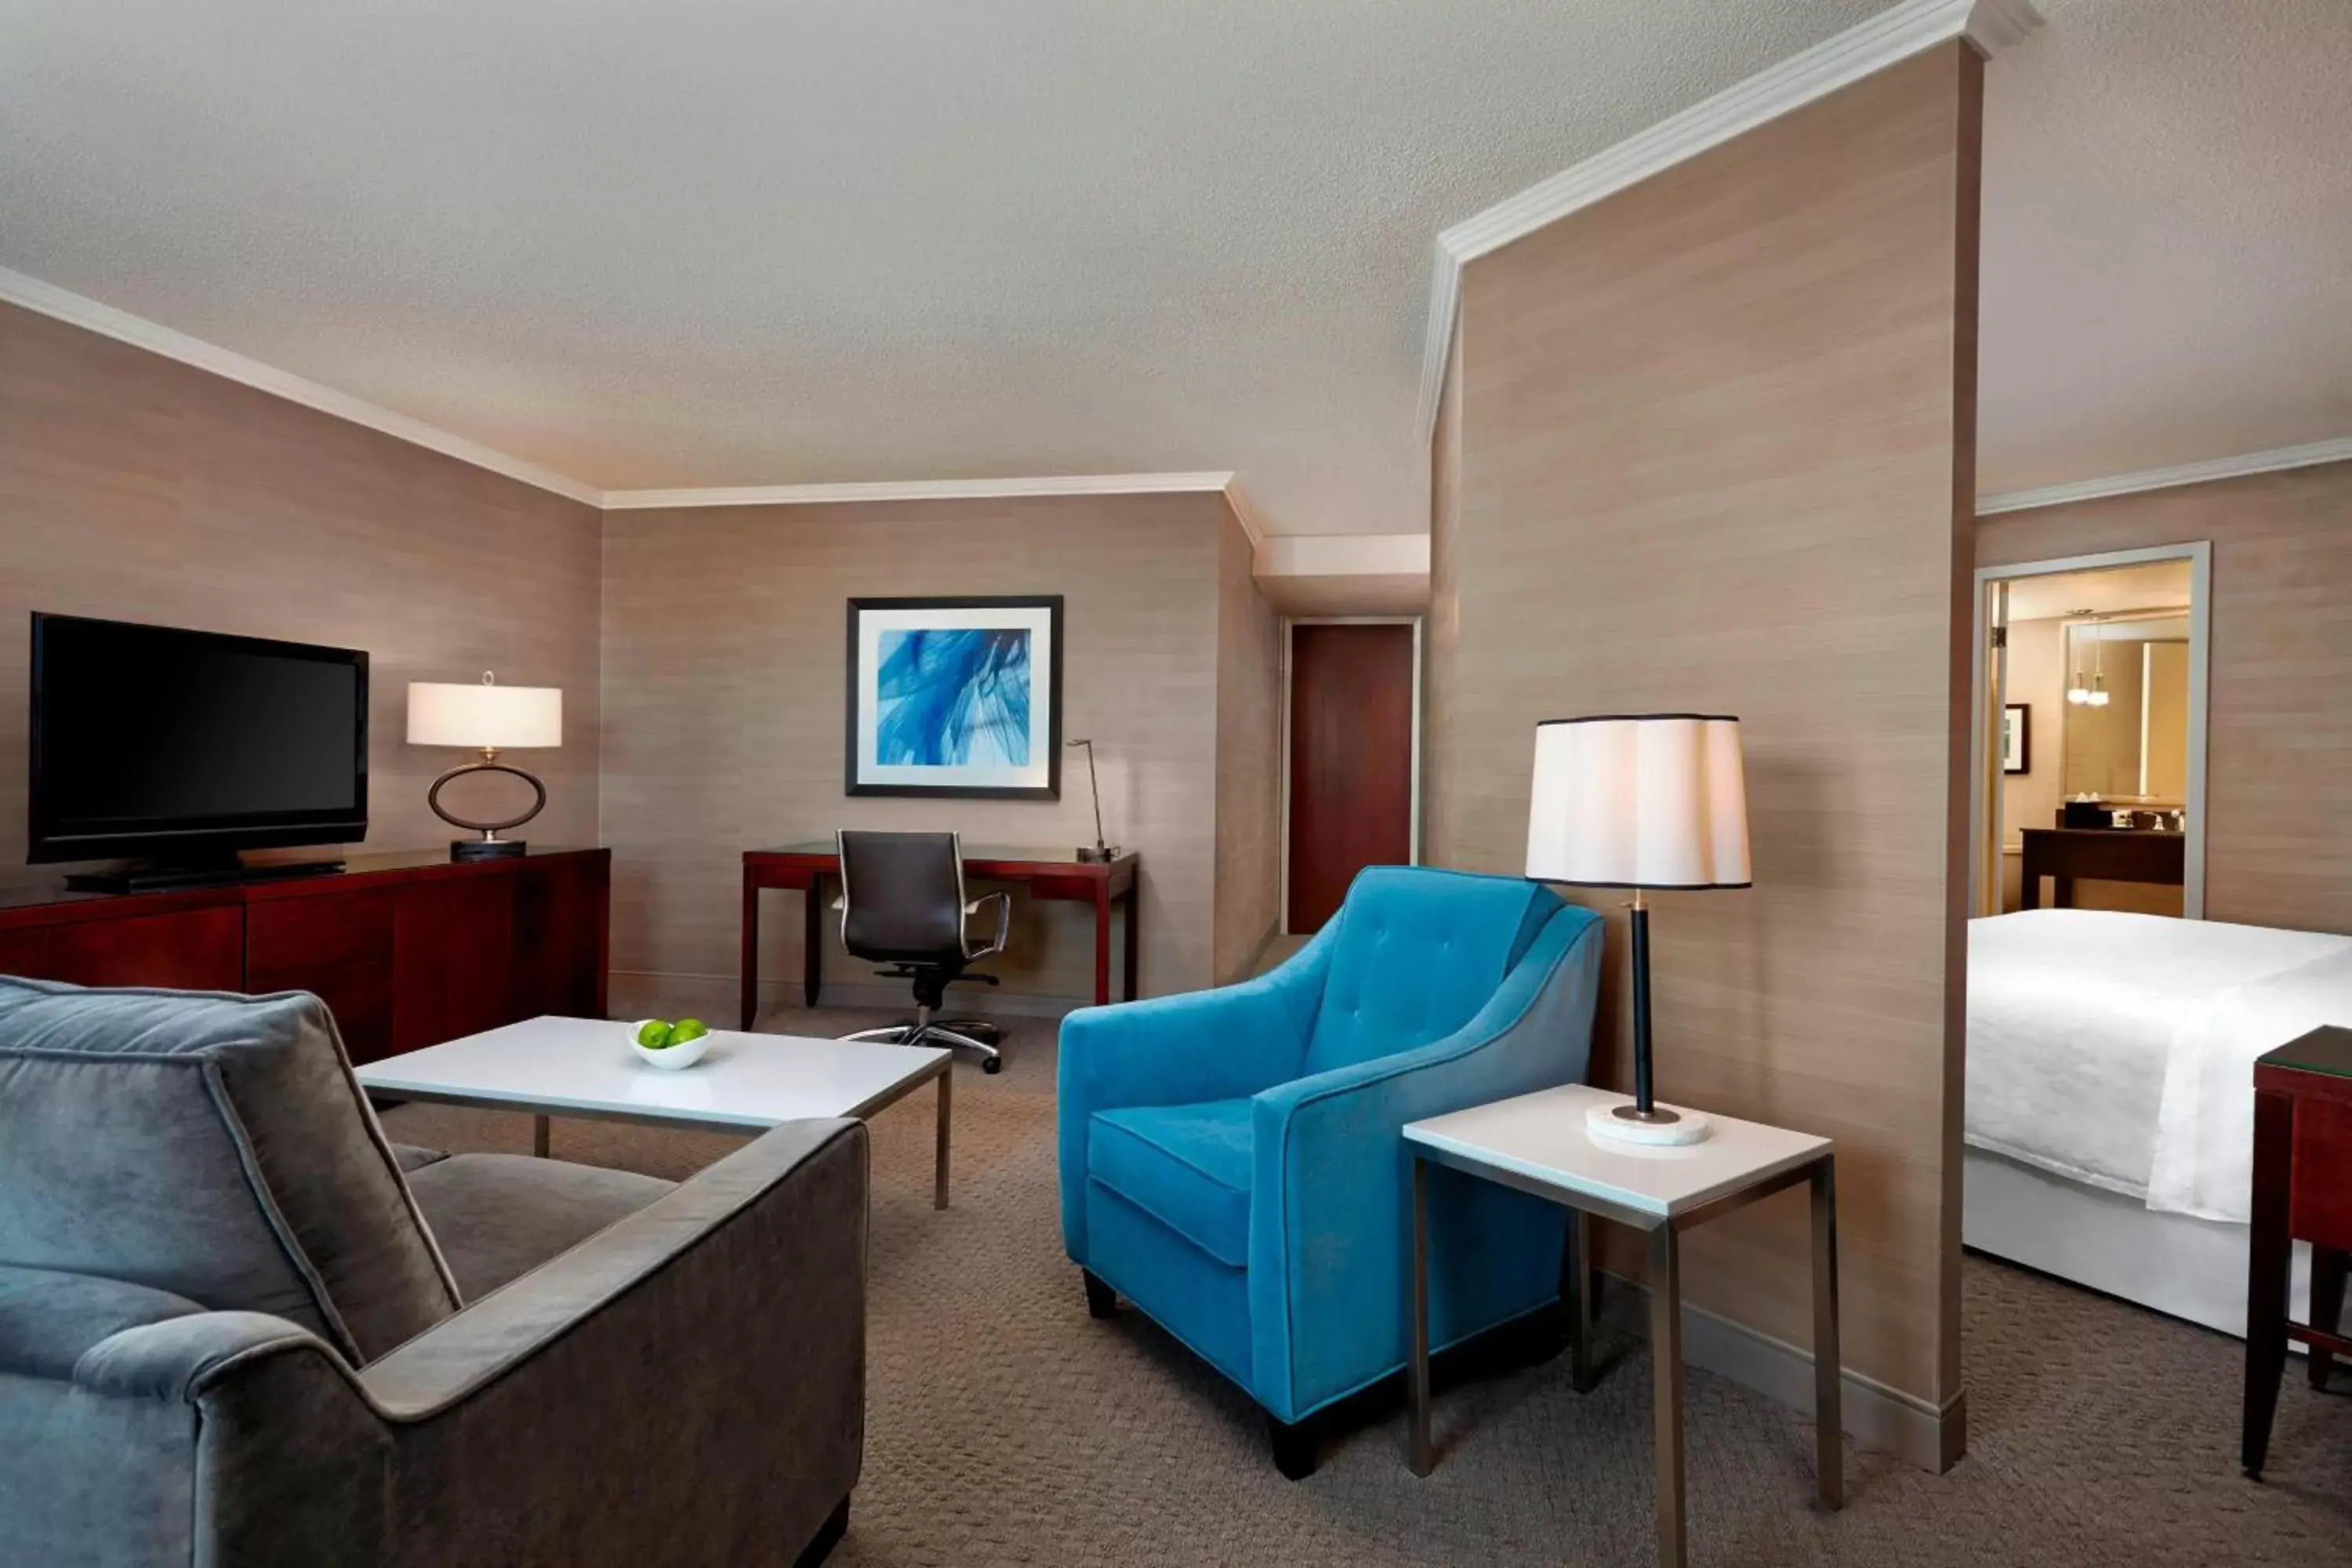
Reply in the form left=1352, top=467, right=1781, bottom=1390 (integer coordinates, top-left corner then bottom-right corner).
left=0, top=976, right=866, bottom=1568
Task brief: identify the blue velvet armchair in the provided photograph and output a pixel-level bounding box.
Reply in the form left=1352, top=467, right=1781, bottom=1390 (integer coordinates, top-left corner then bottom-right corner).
left=1057, top=865, right=1605, bottom=1475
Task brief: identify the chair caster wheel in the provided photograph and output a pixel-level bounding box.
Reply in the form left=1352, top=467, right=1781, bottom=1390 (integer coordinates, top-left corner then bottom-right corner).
left=982, top=1055, right=1004, bottom=1075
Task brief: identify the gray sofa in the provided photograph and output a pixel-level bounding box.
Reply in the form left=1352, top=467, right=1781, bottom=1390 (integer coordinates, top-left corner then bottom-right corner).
left=0, top=975, right=866, bottom=1568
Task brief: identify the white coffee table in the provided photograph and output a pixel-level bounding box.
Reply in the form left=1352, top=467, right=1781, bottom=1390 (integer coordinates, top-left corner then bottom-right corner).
left=357, top=1015, right=957, bottom=1208
left=1403, top=1083, right=1840, bottom=1568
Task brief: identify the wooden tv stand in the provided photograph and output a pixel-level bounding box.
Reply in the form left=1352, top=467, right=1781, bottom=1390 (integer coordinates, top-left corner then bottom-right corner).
left=0, top=846, right=608, bottom=1065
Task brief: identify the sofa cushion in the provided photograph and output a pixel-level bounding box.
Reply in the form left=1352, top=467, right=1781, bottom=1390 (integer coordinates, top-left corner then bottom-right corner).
left=405, top=1153, right=677, bottom=1301
left=1302, top=867, right=1558, bottom=1075
left=392, top=1142, right=451, bottom=1173
left=1087, top=1099, right=1252, bottom=1268
left=0, top=978, right=461, bottom=1365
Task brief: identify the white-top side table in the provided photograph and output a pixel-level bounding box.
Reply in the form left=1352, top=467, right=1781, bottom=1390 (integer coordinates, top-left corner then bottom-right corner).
left=1403, top=1083, right=1841, bottom=1568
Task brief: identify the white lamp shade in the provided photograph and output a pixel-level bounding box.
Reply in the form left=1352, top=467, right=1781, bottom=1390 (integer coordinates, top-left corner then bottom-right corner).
left=406, top=680, right=562, bottom=749
left=1525, top=714, right=1751, bottom=889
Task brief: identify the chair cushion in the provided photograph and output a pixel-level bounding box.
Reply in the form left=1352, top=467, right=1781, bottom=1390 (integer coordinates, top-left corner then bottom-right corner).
left=0, top=977, right=462, bottom=1366
left=392, top=1142, right=451, bottom=1173
left=405, top=1153, right=677, bottom=1301
left=1087, top=1099, right=1253, bottom=1268
left=1302, top=866, right=1558, bottom=1075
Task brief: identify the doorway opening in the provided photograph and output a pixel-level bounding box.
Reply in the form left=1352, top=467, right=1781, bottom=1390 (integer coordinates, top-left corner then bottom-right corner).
left=1970, top=544, right=2210, bottom=919
left=1280, top=618, right=1421, bottom=935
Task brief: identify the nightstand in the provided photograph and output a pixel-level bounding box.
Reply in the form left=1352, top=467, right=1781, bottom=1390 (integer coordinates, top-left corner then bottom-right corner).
left=1404, top=1083, right=1841, bottom=1568
left=2244, top=1025, right=2352, bottom=1479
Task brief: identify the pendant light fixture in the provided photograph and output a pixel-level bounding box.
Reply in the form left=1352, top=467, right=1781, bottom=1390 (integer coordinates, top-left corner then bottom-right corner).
left=2065, top=612, right=2094, bottom=705
left=2087, top=620, right=2111, bottom=706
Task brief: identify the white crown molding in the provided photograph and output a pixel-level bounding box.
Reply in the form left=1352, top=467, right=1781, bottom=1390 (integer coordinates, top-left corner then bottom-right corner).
left=1219, top=478, right=1268, bottom=548
left=1414, top=0, right=2045, bottom=441
left=597, top=471, right=1239, bottom=511
left=1976, top=437, right=2352, bottom=517
left=0, top=264, right=605, bottom=506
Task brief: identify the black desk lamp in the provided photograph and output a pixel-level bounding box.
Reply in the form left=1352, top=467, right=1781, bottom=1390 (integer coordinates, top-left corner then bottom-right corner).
left=1067, top=738, right=1120, bottom=862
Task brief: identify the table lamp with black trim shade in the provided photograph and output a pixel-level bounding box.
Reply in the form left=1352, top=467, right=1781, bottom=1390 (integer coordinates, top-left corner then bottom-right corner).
left=1525, top=713, right=1751, bottom=1147
left=406, top=673, right=562, bottom=861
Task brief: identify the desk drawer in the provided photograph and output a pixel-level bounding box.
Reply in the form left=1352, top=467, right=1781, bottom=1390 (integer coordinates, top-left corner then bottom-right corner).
left=248, top=888, right=395, bottom=971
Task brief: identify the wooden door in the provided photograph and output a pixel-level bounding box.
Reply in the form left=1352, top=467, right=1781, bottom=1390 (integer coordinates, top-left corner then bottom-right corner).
left=1287, top=622, right=1414, bottom=933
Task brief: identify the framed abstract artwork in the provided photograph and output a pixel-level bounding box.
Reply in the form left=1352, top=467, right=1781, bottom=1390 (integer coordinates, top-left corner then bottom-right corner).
left=844, top=596, right=1064, bottom=798
left=2002, top=702, right=2031, bottom=775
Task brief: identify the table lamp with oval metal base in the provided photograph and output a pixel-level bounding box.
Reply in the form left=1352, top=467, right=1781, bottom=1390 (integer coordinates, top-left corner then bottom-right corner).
left=407, top=673, right=563, bottom=862
left=1524, top=713, right=1752, bottom=1148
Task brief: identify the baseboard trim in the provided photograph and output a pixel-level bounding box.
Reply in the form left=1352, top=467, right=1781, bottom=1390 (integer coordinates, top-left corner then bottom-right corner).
left=1596, top=1271, right=1963, bottom=1474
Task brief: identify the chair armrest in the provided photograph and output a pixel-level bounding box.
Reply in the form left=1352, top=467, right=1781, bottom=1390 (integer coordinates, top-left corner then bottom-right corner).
left=1245, top=906, right=1603, bottom=1420
left=361, top=1117, right=864, bottom=1418
left=1057, top=924, right=1334, bottom=1259
left=965, top=890, right=1012, bottom=960
left=0, top=1264, right=209, bottom=1381
left=85, top=1120, right=870, bottom=1568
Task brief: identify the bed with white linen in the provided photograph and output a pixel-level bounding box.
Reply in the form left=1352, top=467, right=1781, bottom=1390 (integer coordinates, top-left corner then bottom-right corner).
left=1965, top=908, right=2352, bottom=1336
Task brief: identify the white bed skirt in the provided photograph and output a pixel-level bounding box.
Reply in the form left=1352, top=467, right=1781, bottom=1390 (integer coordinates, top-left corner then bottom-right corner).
left=1965, top=1147, right=2310, bottom=1342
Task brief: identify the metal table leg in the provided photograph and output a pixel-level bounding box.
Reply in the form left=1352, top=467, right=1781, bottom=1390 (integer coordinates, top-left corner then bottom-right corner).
left=532, top=1115, right=550, bottom=1159
left=1811, top=1156, right=1844, bottom=1508
left=1409, top=1157, right=1436, bottom=1475
left=1566, top=1208, right=1598, bottom=1393
left=1649, top=1221, right=1686, bottom=1568
left=934, top=1064, right=953, bottom=1210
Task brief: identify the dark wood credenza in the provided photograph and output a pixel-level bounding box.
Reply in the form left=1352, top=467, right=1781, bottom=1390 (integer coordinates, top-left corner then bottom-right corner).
left=0, top=846, right=608, bottom=1064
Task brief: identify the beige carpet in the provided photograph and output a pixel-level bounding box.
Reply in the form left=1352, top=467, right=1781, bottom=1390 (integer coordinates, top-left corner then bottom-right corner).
left=382, top=1009, right=2352, bottom=1566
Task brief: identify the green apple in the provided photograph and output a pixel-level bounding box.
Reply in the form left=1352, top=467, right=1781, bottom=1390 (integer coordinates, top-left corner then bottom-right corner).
left=671, top=1018, right=710, bottom=1045
left=636, top=1019, right=675, bottom=1049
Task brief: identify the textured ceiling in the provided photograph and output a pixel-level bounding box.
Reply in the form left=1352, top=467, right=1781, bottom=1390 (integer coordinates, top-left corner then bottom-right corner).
left=1977, top=0, right=2352, bottom=495
left=0, top=2, right=2343, bottom=533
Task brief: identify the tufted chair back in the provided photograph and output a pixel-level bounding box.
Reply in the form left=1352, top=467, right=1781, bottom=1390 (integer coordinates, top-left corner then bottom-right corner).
left=1298, top=866, right=1563, bottom=1076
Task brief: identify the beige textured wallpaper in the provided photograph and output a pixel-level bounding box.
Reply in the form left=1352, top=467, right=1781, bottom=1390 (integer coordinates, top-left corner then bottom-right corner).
left=1427, top=45, right=1982, bottom=1455
left=0, top=301, right=604, bottom=876
left=1978, top=458, right=2352, bottom=934
left=601, top=492, right=1274, bottom=1020
left=1214, top=508, right=1283, bottom=981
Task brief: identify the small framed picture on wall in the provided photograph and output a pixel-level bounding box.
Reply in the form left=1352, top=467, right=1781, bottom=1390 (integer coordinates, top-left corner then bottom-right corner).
left=844, top=595, right=1064, bottom=798
left=2002, top=703, right=2031, bottom=775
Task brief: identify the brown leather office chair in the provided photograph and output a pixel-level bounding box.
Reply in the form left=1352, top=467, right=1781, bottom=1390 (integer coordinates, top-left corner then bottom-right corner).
left=833, top=829, right=1010, bottom=1073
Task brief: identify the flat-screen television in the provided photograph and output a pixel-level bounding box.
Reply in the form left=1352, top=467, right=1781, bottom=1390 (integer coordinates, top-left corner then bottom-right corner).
left=29, top=613, right=368, bottom=866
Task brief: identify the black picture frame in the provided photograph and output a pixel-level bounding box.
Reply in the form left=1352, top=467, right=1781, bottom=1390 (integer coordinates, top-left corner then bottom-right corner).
left=844, top=595, right=1064, bottom=799
left=2002, top=702, right=2031, bottom=775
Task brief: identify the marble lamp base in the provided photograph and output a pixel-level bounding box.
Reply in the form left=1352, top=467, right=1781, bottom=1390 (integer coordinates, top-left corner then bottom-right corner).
left=1587, top=1101, right=1713, bottom=1146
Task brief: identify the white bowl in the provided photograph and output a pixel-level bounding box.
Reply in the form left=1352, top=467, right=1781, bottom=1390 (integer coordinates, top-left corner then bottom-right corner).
left=628, top=1019, right=712, bottom=1071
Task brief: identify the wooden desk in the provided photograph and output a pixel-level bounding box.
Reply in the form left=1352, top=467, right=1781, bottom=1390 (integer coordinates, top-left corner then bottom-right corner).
left=740, top=844, right=1140, bottom=1029
left=2243, top=1025, right=2352, bottom=1478
left=2018, top=826, right=2184, bottom=909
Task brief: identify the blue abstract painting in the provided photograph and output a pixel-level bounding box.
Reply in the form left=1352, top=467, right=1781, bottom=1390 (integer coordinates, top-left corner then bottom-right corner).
left=848, top=596, right=1062, bottom=798
left=873, top=627, right=1033, bottom=768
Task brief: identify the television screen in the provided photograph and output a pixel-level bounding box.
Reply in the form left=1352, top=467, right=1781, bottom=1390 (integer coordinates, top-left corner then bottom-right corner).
left=30, top=614, right=368, bottom=862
